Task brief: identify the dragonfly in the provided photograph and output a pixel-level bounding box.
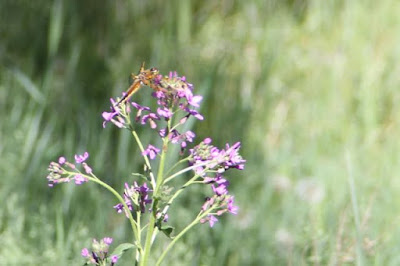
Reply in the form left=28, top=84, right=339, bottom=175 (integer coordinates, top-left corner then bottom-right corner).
left=116, top=62, right=160, bottom=105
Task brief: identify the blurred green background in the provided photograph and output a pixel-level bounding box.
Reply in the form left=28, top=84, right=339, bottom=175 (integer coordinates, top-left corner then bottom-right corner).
left=2, top=0, right=400, bottom=265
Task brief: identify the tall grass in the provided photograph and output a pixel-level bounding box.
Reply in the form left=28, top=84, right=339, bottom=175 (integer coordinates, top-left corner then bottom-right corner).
left=1, top=0, right=400, bottom=264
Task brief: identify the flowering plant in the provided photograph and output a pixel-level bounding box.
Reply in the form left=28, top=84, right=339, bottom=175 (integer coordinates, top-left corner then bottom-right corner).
left=46, top=65, right=245, bottom=265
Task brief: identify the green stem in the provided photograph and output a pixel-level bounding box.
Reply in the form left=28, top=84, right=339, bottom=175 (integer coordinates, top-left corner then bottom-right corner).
left=81, top=174, right=143, bottom=259
left=131, top=129, right=157, bottom=189
left=155, top=207, right=215, bottom=266
left=164, top=157, right=189, bottom=178
left=163, top=161, right=211, bottom=184
left=148, top=165, right=210, bottom=247
left=149, top=172, right=205, bottom=247
left=155, top=139, right=168, bottom=194
left=135, top=209, right=142, bottom=263
left=141, top=138, right=169, bottom=266
left=84, top=175, right=138, bottom=234
left=161, top=174, right=201, bottom=216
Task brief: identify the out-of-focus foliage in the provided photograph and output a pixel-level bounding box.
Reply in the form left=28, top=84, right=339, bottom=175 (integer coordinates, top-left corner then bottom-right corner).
left=2, top=0, right=400, bottom=265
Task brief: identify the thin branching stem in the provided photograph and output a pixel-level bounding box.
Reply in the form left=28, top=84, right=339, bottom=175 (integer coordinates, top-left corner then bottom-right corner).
left=161, top=173, right=202, bottom=216
left=163, top=161, right=211, bottom=184
left=130, top=129, right=157, bottom=189
left=164, top=157, right=189, bottom=178
left=79, top=173, right=143, bottom=259
left=155, top=207, right=216, bottom=266
left=141, top=137, right=169, bottom=266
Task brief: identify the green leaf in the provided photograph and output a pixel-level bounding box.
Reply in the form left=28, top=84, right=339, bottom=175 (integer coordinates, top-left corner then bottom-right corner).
left=160, top=225, right=175, bottom=239
left=130, top=173, right=149, bottom=181
left=110, top=243, right=136, bottom=257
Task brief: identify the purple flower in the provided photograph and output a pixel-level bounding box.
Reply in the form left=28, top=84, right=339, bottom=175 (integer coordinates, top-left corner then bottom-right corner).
left=114, top=195, right=133, bottom=217
left=200, top=215, right=218, bottom=227
left=152, top=90, right=166, bottom=100
left=113, top=203, right=124, bottom=213
left=111, top=255, right=119, bottom=264
left=179, top=116, right=188, bottom=125
left=102, top=98, right=123, bottom=128
left=103, top=237, right=113, bottom=245
left=133, top=182, right=153, bottom=213
left=169, top=129, right=180, bottom=144
left=157, top=107, right=173, bottom=119
left=142, top=144, right=160, bottom=160
left=168, top=130, right=196, bottom=148
left=132, top=102, right=151, bottom=112
left=212, top=178, right=229, bottom=196
left=131, top=102, right=151, bottom=122
left=124, top=182, right=152, bottom=213
left=74, top=174, right=88, bottom=185
left=177, top=85, right=192, bottom=98
left=116, top=182, right=153, bottom=215
left=82, top=162, right=92, bottom=174
left=124, top=182, right=135, bottom=197
left=185, top=131, right=195, bottom=142
left=58, top=157, right=66, bottom=165
left=159, top=128, right=167, bottom=137
left=169, top=71, right=177, bottom=79
left=204, top=138, right=212, bottom=144
left=201, top=197, right=214, bottom=211
left=156, top=211, right=169, bottom=223
left=102, top=111, right=118, bottom=127
left=181, top=141, right=187, bottom=148
left=81, top=248, right=90, bottom=258
left=141, top=113, right=160, bottom=129
left=208, top=215, right=218, bottom=227
left=227, top=196, right=238, bottom=215
left=223, top=142, right=246, bottom=170
left=185, top=108, right=204, bottom=120
left=188, top=95, right=203, bottom=107
left=75, top=152, right=89, bottom=164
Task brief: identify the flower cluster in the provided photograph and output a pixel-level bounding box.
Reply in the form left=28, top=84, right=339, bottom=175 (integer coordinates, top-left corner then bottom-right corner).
left=197, top=177, right=239, bottom=228
left=46, top=152, right=92, bottom=187
left=189, top=138, right=246, bottom=173
left=162, top=129, right=196, bottom=149
left=102, top=71, right=204, bottom=156
left=81, top=237, right=118, bottom=265
left=102, top=98, right=130, bottom=129
left=114, top=182, right=153, bottom=215
left=200, top=195, right=238, bottom=227
left=187, top=138, right=244, bottom=227
left=152, top=71, right=203, bottom=120
left=103, top=71, right=203, bottom=130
